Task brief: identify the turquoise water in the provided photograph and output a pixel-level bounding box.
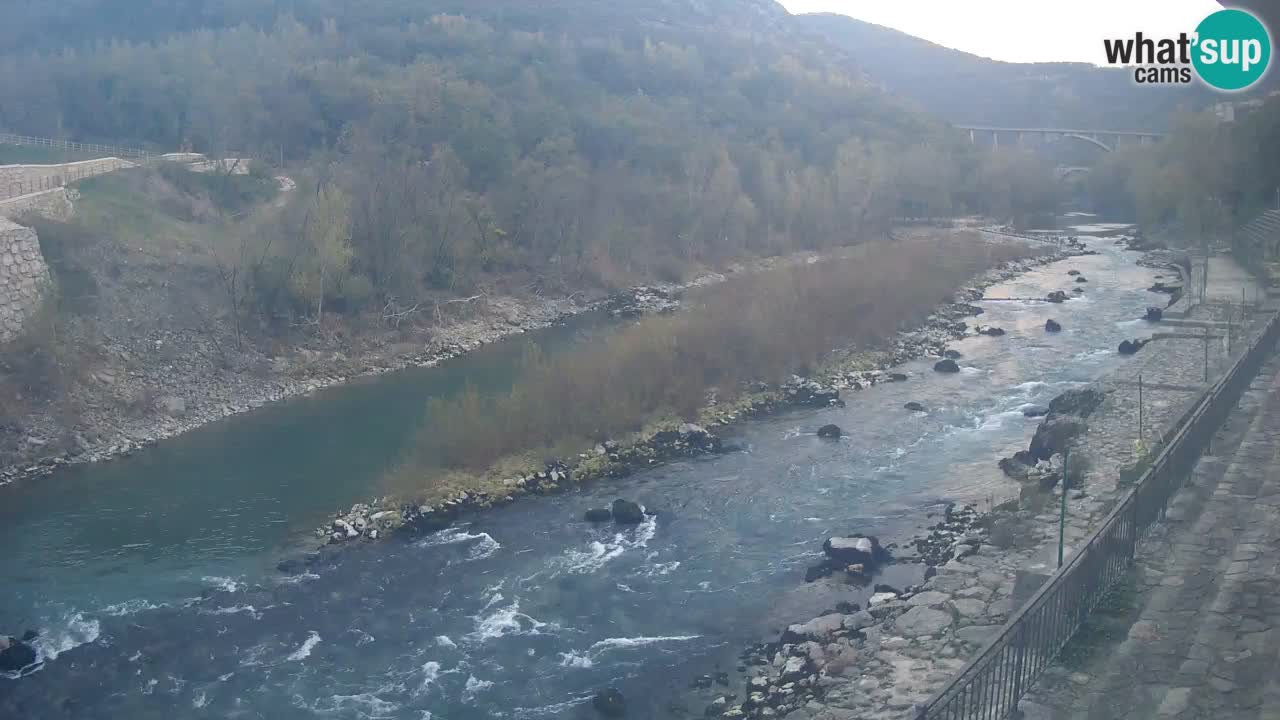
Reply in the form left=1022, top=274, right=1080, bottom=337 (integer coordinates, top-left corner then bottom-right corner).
left=0, top=235, right=1162, bottom=718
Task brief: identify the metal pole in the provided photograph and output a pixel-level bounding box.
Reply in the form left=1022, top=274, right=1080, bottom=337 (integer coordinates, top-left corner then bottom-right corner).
left=1204, top=327, right=1210, bottom=383
left=1138, top=374, right=1144, bottom=444
left=1059, top=450, right=1069, bottom=569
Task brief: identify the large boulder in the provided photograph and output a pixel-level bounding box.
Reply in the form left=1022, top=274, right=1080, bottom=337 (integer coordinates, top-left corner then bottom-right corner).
left=817, top=424, right=842, bottom=439
left=611, top=499, right=645, bottom=525
left=1044, top=319, right=1062, bottom=333
left=592, top=688, right=627, bottom=717
left=998, top=455, right=1036, bottom=482
left=822, top=534, right=891, bottom=568
left=1029, top=416, right=1087, bottom=462
left=0, top=636, right=37, bottom=673
left=783, top=376, right=841, bottom=407
left=933, top=359, right=960, bottom=373
left=780, top=613, right=848, bottom=644
left=1047, top=388, right=1106, bottom=418
left=1022, top=405, right=1050, bottom=418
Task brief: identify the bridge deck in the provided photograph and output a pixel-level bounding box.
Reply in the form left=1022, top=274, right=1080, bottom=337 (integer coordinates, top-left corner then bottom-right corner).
left=953, top=125, right=1167, bottom=137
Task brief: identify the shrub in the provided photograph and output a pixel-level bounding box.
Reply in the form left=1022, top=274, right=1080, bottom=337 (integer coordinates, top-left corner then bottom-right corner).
left=388, top=234, right=1035, bottom=498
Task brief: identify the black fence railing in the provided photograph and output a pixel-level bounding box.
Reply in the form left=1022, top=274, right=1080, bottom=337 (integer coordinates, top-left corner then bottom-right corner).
left=916, top=309, right=1280, bottom=720
left=0, top=132, right=153, bottom=161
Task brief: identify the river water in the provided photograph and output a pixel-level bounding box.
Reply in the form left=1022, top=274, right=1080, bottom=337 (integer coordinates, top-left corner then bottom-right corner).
left=0, top=229, right=1158, bottom=719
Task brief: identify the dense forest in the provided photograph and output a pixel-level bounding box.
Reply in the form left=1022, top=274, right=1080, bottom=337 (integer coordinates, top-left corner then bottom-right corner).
left=1, top=0, right=1069, bottom=323
left=1084, top=96, right=1280, bottom=248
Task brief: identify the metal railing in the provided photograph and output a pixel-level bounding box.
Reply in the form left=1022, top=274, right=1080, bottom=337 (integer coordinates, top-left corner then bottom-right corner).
left=0, top=132, right=154, bottom=162
left=916, top=308, right=1280, bottom=720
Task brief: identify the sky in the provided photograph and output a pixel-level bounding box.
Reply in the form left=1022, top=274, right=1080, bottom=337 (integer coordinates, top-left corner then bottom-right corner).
left=779, top=0, right=1226, bottom=65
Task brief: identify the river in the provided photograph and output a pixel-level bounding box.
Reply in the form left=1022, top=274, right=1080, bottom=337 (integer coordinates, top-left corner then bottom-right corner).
left=0, top=226, right=1158, bottom=719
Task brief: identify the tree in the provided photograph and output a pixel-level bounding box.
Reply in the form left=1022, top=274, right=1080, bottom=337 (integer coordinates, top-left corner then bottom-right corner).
left=292, top=182, right=353, bottom=322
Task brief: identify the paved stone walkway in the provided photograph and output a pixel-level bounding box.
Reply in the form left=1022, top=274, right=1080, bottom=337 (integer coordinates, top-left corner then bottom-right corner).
left=1022, top=354, right=1280, bottom=720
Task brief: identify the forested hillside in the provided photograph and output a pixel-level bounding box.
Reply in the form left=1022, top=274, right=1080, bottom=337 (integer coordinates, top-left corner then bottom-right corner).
left=790, top=13, right=1216, bottom=131
left=1085, top=96, right=1280, bottom=241
left=0, top=0, right=1064, bottom=321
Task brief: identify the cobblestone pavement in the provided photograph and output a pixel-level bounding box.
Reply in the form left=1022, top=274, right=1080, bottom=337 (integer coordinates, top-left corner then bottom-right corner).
left=1021, top=353, right=1280, bottom=720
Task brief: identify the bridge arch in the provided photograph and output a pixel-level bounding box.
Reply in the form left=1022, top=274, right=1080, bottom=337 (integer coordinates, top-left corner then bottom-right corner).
left=1061, top=133, right=1113, bottom=152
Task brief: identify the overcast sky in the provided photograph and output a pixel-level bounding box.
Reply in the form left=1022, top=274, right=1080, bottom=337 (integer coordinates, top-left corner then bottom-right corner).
left=779, top=0, right=1225, bottom=65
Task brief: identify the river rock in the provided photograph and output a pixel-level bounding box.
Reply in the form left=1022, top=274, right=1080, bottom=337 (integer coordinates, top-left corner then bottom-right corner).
left=1022, top=405, right=1050, bottom=418
left=781, top=655, right=810, bottom=681
left=817, top=424, right=842, bottom=439
left=1045, top=319, right=1062, bottom=333
left=977, top=326, right=1006, bottom=336
left=592, top=688, right=626, bottom=717
left=1145, top=307, right=1164, bottom=322
left=895, top=606, right=954, bottom=637
left=1048, top=388, right=1106, bottom=417
left=868, top=591, right=898, bottom=607
left=783, top=376, right=841, bottom=407
left=1067, top=269, right=1081, bottom=276
left=998, top=455, right=1036, bottom=482
left=611, top=499, right=645, bottom=525
left=1118, top=338, right=1149, bottom=355
left=933, top=359, right=960, bottom=373
left=781, top=613, right=847, bottom=643
left=890, top=373, right=909, bottom=382
left=605, top=287, right=679, bottom=318
left=822, top=534, right=890, bottom=568
left=1046, top=291, right=1068, bottom=303
left=1075, top=276, right=1088, bottom=283
left=0, top=636, right=37, bottom=672
left=943, top=350, right=962, bottom=359
left=904, top=401, right=926, bottom=412
left=1029, top=416, right=1087, bottom=462
left=584, top=508, right=612, bottom=522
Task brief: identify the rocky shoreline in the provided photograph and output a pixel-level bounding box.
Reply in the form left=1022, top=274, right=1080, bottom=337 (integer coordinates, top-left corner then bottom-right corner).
left=675, top=244, right=1253, bottom=720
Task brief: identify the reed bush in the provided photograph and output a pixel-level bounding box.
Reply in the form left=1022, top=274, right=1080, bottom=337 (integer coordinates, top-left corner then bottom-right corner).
left=389, top=234, right=1034, bottom=498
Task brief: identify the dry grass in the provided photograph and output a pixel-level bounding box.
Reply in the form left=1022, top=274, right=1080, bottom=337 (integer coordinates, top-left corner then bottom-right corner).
left=388, top=233, right=1034, bottom=498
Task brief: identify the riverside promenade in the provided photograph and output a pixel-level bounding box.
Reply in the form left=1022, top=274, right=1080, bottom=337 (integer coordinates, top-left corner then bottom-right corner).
left=1020, top=348, right=1280, bottom=719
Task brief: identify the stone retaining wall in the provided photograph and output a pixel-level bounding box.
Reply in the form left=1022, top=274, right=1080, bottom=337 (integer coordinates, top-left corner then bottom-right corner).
left=0, top=217, right=51, bottom=343
left=0, top=157, right=135, bottom=201
left=0, top=187, right=74, bottom=221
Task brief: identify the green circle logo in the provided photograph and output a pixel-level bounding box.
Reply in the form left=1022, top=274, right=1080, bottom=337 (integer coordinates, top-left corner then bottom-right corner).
left=1192, top=9, right=1271, bottom=91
